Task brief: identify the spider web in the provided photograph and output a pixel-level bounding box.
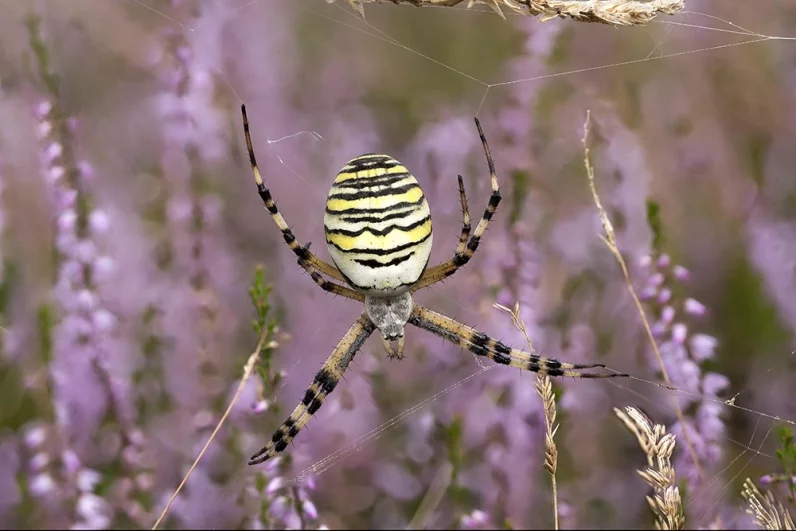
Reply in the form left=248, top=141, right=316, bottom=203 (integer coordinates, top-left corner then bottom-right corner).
left=40, top=0, right=796, bottom=528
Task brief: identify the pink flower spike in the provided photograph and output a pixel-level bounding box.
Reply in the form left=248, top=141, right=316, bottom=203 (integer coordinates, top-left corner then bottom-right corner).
left=93, top=256, right=115, bottom=279
left=29, top=452, right=50, bottom=471
left=657, top=254, right=671, bottom=268
left=251, top=399, right=269, bottom=414
left=29, top=473, right=56, bottom=496
left=77, top=468, right=102, bottom=493
left=77, top=161, right=94, bottom=181
left=34, top=101, right=52, bottom=119
left=58, top=209, right=77, bottom=232
left=657, top=287, right=672, bottom=304
left=648, top=272, right=665, bottom=287
left=48, top=165, right=65, bottom=183
left=62, top=449, right=81, bottom=475
left=76, top=289, right=98, bottom=311
left=92, top=309, right=117, bottom=332
left=684, top=298, right=707, bottom=316
left=673, top=265, right=689, bottom=281
left=60, top=189, right=78, bottom=208
left=263, top=456, right=282, bottom=474
left=37, top=121, right=53, bottom=139
left=75, top=240, right=98, bottom=263
left=266, top=477, right=285, bottom=495
left=302, top=500, right=318, bottom=520
left=689, top=333, right=718, bottom=361
left=89, top=210, right=110, bottom=235
left=651, top=321, right=668, bottom=338
left=661, top=305, right=675, bottom=324
left=639, top=285, right=658, bottom=301
left=46, top=142, right=63, bottom=162
left=268, top=496, right=290, bottom=520
left=462, top=510, right=489, bottom=529
left=671, top=323, right=688, bottom=344
left=702, top=372, right=729, bottom=396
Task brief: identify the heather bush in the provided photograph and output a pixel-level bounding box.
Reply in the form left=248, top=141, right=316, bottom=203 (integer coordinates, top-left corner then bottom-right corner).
left=0, top=1, right=793, bottom=529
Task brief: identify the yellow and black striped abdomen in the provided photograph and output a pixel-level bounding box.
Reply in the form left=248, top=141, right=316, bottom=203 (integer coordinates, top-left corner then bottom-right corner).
left=324, top=154, right=433, bottom=296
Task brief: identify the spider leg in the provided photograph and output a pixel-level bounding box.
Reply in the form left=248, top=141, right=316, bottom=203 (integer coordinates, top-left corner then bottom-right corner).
left=413, top=118, right=500, bottom=292
left=308, top=271, right=365, bottom=302
left=455, top=174, right=471, bottom=256
left=249, top=313, right=375, bottom=465
left=242, top=104, right=359, bottom=300
left=409, top=305, right=629, bottom=379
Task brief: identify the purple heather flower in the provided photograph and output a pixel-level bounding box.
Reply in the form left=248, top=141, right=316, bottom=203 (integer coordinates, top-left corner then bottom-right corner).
left=649, top=272, right=665, bottom=287
left=265, top=477, right=285, bottom=496
left=302, top=500, right=319, bottom=520
left=639, top=285, right=658, bottom=301
left=29, top=453, right=51, bottom=472
left=251, top=399, right=270, bottom=414
left=689, top=333, right=718, bottom=361
left=671, top=323, right=688, bottom=344
left=672, top=265, right=690, bottom=281
left=29, top=473, right=56, bottom=497
left=461, top=509, right=490, bottom=529
left=640, top=252, right=728, bottom=518
left=684, top=297, right=707, bottom=316
left=658, top=287, right=673, bottom=304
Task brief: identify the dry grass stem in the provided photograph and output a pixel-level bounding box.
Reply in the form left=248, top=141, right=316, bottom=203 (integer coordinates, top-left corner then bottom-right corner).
left=494, top=301, right=559, bottom=529
left=535, top=373, right=560, bottom=530
left=151, top=327, right=273, bottom=530
left=335, top=0, right=685, bottom=25
left=407, top=462, right=454, bottom=530
left=614, top=406, right=685, bottom=530
left=581, top=110, right=705, bottom=482
left=741, top=478, right=795, bottom=530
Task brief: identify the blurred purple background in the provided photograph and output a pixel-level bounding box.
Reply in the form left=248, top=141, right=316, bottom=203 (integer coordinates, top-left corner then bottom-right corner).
left=0, top=0, right=794, bottom=528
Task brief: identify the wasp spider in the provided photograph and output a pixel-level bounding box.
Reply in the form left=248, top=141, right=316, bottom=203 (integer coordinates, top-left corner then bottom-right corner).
left=241, top=105, right=628, bottom=465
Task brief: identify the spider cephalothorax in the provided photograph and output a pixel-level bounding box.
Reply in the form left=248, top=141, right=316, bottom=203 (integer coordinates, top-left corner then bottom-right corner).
left=240, top=104, right=627, bottom=465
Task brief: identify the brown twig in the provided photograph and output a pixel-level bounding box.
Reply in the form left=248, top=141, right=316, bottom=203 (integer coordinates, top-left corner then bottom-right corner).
left=494, top=301, right=559, bottom=529
left=581, top=110, right=705, bottom=483
left=151, top=327, right=271, bottom=530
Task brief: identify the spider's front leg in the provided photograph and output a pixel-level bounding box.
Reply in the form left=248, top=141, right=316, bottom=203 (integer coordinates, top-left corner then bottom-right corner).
left=409, top=305, right=629, bottom=379
left=241, top=104, right=363, bottom=303
left=249, top=314, right=375, bottom=465
left=413, top=118, right=500, bottom=292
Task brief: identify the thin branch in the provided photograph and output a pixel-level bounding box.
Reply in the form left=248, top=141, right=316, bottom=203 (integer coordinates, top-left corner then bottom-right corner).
left=335, top=0, right=685, bottom=25
left=581, top=110, right=705, bottom=482
left=151, top=327, right=271, bottom=530
left=494, top=301, right=559, bottom=529
left=407, top=462, right=454, bottom=530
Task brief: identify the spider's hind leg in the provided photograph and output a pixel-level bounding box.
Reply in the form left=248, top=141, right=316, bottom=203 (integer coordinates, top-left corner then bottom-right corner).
left=248, top=314, right=375, bottom=465
left=409, top=305, right=629, bottom=379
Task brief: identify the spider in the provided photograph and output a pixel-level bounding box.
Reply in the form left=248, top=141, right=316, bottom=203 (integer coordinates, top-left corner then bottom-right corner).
left=241, top=104, right=628, bottom=465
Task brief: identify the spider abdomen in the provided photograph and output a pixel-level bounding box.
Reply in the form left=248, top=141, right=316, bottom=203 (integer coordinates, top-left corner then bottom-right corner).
left=324, top=154, right=433, bottom=295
